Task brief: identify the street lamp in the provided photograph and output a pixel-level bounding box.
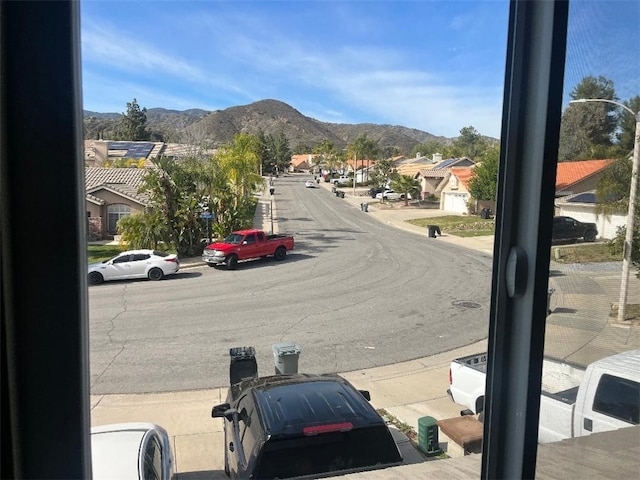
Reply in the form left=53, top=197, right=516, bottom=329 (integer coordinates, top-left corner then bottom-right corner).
left=569, top=98, right=640, bottom=323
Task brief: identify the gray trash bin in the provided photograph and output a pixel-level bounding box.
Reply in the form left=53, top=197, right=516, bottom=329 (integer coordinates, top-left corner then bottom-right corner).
left=273, top=342, right=301, bottom=374
left=362, top=202, right=368, bottom=212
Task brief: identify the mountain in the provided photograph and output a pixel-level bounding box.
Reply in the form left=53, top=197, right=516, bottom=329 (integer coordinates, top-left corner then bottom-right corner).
left=83, top=99, right=452, bottom=155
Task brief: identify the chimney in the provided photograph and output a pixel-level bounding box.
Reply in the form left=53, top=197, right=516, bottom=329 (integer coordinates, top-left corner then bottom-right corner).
left=432, top=153, right=443, bottom=163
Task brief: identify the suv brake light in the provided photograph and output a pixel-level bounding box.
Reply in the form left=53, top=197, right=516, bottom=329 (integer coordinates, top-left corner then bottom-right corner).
left=303, top=422, right=353, bottom=436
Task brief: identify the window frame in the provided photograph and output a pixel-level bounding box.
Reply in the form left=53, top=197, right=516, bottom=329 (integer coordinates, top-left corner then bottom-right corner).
left=0, top=1, right=573, bottom=478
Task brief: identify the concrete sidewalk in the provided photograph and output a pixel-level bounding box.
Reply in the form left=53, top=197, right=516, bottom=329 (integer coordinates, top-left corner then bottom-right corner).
left=91, top=178, right=640, bottom=478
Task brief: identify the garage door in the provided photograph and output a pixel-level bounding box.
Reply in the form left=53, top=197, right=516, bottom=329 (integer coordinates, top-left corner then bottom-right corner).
left=443, top=192, right=469, bottom=213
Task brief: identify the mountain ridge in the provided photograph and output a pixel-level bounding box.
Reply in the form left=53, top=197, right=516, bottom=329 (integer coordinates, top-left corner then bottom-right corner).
left=83, top=99, right=453, bottom=155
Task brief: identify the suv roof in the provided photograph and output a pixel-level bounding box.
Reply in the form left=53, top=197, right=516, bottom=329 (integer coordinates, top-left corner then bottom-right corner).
left=232, top=374, right=383, bottom=438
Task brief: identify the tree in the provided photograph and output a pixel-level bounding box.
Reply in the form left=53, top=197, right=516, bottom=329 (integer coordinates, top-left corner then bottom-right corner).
left=118, top=98, right=150, bottom=141
left=558, top=76, right=620, bottom=161
left=453, top=126, right=487, bottom=161
left=218, top=133, right=262, bottom=201
left=347, top=134, right=379, bottom=184
left=468, top=145, right=500, bottom=201
left=369, top=157, right=396, bottom=189
left=391, top=174, right=420, bottom=206
left=313, top=139, right=336, bottom=174
left=618, top=96, right=640, bottom=151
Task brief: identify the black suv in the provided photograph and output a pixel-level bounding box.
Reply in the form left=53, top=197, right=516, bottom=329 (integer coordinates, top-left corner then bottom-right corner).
left=552, top=216, right=598, bottom=242
left=212, top=348, right=402, bottom=479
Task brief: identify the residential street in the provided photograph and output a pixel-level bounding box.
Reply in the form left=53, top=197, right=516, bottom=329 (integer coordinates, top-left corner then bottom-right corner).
left=88, top=174, right=493, bottom=394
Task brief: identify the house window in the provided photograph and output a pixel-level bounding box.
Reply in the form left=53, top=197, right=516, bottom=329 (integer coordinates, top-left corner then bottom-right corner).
left=107, top=204, right=131, bottom=234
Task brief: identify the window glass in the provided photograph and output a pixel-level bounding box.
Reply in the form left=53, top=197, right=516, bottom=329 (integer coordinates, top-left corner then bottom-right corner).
left=593, top=374, right=640, bottom=424
left=107, top=204, right=131, bottom=234
left=112, top=254, right=130, bottom=264
left=132, top=254, right=150, bottom=261
left=244, top=234, right=256, bottom=244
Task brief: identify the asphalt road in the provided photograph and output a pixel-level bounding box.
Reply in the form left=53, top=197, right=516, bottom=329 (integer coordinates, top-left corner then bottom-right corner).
left=89, top=175, right=493, bottom=394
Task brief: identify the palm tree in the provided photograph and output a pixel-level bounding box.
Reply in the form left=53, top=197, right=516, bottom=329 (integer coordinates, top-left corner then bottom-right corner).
left=392, top=174, right=421, bottom=206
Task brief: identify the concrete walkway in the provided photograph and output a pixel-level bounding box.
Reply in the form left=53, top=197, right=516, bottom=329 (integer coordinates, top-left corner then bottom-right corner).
left=91, top=177, right=640, bottom=478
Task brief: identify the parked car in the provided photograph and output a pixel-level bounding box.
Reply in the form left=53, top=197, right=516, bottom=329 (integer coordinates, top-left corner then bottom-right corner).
left=91, top=422, right=174, bottom=480
left=375, top=189, right=409, bottom=200
left=447, top=349, right=640, bottom=443
left=332, top=175, right=351, bottom=185
left=212, top=348, right=403, bottom=479
left=552, top=216, right=598, bottom=242
left=88, top=250, right=180, bottom=285
left=304, top=180, right=317, bottom=188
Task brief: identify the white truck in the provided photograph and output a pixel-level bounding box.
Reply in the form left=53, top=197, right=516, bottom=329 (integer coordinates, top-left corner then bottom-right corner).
left=447, top=349, right=640, bottom=443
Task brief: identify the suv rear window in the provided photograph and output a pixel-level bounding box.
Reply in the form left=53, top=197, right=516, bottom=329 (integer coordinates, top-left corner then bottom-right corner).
left=255, top=425, right=401, bottom=478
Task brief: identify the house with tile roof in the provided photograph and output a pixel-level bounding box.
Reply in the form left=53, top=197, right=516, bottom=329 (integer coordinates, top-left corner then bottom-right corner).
left=439, top=166, right=476, bottom=213
left=555, top=159, right=614, bottom=197
left=85, top=167, right=149, bottom=239
left=290, top=154, right=318, bottom=173
left=553, top=159, right=621, bottom=239
left=414, top=157, right=476, bottom=201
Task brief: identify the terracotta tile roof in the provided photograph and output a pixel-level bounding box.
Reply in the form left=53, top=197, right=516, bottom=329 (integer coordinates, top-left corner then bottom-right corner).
left=396, top=163, right=432, bottom=176
left=417, top=168, right=449, bottom=178
left=449, top=166, right=475, bottom=189
left=556, top=159, right=614, bottom=190
left=85, top=167, right=150, bottom=205
left=291, top=154, right=318, bottom=167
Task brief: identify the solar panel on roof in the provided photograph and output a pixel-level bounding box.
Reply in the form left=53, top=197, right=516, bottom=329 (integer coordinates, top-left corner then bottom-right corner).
left=434, top=158, right=459, bottom=169
left=567, top=192, right=596, bottom=203
left=108, top=142, right=154, bottom=158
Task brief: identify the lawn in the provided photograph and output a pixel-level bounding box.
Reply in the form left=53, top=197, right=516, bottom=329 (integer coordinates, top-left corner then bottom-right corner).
left=406, top=215, right=495, bottom=237
left=87, top=244, right=123, bottom=263
left=552, top=242, right=621, bottom=263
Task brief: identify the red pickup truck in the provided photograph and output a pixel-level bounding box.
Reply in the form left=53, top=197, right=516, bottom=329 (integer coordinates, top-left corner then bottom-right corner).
left=202, top=229, right=295, bottom=269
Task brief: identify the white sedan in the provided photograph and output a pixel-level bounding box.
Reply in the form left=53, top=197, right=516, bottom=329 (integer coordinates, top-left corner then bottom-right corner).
left=375, top=189, right=410, bottom=200
left=91, top=422, right=174, bottom=480
left=304, top=180, right=317, bottom=188
left=88, top=249, right=180, bottom=285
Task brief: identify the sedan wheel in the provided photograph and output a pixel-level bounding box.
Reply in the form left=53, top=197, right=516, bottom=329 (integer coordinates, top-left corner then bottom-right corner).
left=148, top=267, right=164, bottom=281
left=88, top=271, right=104, bottom=285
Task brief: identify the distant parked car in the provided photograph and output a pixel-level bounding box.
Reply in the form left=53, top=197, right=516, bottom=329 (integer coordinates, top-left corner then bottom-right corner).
left=332, top=175, right=351, bottom=185
left=552, top=216, right=598, bottom=242
left=375, top=189, right=410, bottom=200
left=91, top=422, right=174, bottom=480
left=88, top=249, right=180, bottom=284
left=304, top=180, right=317, bottom=188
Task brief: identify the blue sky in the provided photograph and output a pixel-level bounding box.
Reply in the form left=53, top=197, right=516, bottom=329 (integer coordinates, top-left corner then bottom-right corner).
left=81, top=0, right=638, bottom=139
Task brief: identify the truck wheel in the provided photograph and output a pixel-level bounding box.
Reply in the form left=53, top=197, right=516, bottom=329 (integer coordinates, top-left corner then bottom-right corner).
left=274, top=246, right=286, bottom=261
left=227, top=255, right=238, bottom=270
left=584, top=230, right=596, bottom=242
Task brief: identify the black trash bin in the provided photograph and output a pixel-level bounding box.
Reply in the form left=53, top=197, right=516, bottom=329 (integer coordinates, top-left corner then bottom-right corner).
left=427, top=225, right=441, bottom=238
left=229, top=346, right=258, bottom=386
left=269, top=187, right=275, bottom=195
left=480, top=207, right=491, bottom=219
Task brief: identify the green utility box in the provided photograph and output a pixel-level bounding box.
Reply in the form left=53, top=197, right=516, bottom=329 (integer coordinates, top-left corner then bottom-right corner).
left=418, top=416, right=443, bottom=456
